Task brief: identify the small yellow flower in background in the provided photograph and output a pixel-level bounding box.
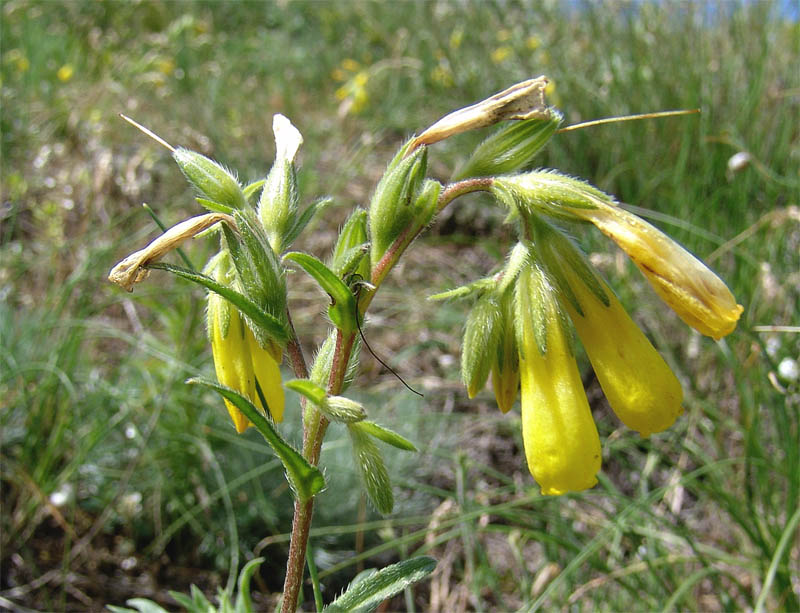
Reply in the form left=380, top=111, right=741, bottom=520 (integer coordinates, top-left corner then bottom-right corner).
left=57, top=64, right=74, bottom=82
left=155, top=58, right=175, bottom=76
left=341, top=58, right=360, bottom=72
left=491, top=46, right=513, bottom=64
left=331, top=67, right=347, bottom=82
left=516, top=260, right=602, bottom=495
left=449, top=28, right=463, bottom=50
left=430, top=63, right=454, bottom=88
left=5, top=49, right=29, bottom=73
left=526, top=35, right=541, bottom=50
left=496, top=29, right=512, bottom=42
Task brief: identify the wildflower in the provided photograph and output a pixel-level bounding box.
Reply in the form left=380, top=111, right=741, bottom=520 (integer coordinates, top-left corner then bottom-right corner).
left=493, top=172, right=743, bottom=340
left=491, top=46, right=513, bottom=64
left=207, top=255, right=285, bottom=432
left=57, top=64, right=74, bottom=82
left=537, top=221, right=683, bottom=437
left=515, top=257, right=602, bottom=495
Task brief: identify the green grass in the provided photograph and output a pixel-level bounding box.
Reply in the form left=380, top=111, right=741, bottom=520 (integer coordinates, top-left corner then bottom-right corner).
left=2, top=1, right=798, bottom=610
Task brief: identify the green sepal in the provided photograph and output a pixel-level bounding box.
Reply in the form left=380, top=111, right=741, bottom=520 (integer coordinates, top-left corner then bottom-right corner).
left=222, top=211, right=288, bottom=344
left=284, top=378, right=328, bottom=405
left=188, top=377, right=325, bottom=502
left=358, top=421, right=418, bottom=452
left=284, top=252, right=356, bottom=334
left=492, top=170, right=615, bottom=222
left=462, top=292, right=502, bottom=398
left=428, top=278, right=494, bottom=302
left=348, top=421, right=393, bottom=514
left=368, top=144, right=428, bottom=265
left=258, top=158, right=298, bottom=253
left=454, top=108, right=563, bottom=180
left=534, top=218, right=609, bottom=316
left=323, top=557, right=437, bottom=613
left=309, top=329, right=361, bottom=393
left=283, top=197, right=332, bottom=250
left=243, top=179, right=265, bottom=203
left=173, top=147, right=246, bottom=210
left=148, top=262, right=288, bottom=344
left=195, top=197, right=235, bottom=215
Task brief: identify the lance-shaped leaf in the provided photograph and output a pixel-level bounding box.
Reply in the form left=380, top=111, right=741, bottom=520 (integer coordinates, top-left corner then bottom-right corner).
left=234, top=557, right=265, bottom=613
left=243, top=179, right=266, bottom=203
left=358, top=421, right=418, bottom=452
left=188, top=377, right=325, bottom=502
left=284, top=378, right=328, bottom=405
left=284, top=252, right=357, bottom=334
left=323, top=557, right=437, bottom=613
left=331, top=208, right=370, bottom=279
left=148, top=262, right=288, bottom=344
left=348, top=422, right=393, bottom=514
left=283, top=196, right=333, bottom=250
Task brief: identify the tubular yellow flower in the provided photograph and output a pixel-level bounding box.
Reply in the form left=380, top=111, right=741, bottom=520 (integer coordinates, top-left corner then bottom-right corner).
left=559, top=261, right=683, bottom=437
left=517, top=263, right=601, bottom=495
left=571, top=200, right=743, bottom=340
left=246, top=329, right=285, bottom=423
left=209, top=293, right=258, bottom=433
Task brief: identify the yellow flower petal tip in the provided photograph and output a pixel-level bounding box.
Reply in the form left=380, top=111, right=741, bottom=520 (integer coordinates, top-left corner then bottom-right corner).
left=578, top=201, right=743, bottom=340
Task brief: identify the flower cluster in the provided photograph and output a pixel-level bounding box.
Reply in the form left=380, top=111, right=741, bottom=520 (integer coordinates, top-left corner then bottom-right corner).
left=455, top=171, right=742, bottom=495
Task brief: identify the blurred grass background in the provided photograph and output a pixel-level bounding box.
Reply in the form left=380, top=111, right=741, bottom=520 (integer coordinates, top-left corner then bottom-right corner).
left=1, top=1, right=798, bottom=611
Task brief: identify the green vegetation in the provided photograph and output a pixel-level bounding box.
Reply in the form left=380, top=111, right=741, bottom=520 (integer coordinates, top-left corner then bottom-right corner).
left=2, top=1, right=798, bottom=610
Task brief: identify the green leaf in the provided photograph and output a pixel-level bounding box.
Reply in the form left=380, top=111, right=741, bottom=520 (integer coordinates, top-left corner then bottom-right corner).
left=188, top=377, right=325, bottom=502
left=173, top=147, right=246, bottom=209
left=323, top=557, right=437, bottom=613
left=283, top=196, right=332, bottom=248
left=148, top=262, right=288, bottom=344
left=284, top=379, right=328, bottom=405
left=284, top=252, right=356, bottom=333
left=190, top=584, right=214, bottom=611
left=166, top=591, right=197, bottom=612
left=243, top=179, right=266, bottom=203
left=106, top=599, right=171, bottom=613
left=195, top=197, right=235, bottom=215
left=348, top=423, right=393, bottom=514
left=234, top=558, right=265, bottom=613
left=358, top=421, right=418, bottom=452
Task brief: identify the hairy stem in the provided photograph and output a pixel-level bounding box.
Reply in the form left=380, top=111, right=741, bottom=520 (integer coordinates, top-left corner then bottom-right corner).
left=280, top=176, right=493, bottom=612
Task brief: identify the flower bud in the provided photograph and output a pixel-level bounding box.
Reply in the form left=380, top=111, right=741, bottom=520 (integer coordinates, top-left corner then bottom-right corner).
left=173, top=148, right=246, bottom=210
left=258, top=114, right=303, bottom=253
left=368, top=145, right=427, bottom=265
left=491, top=289, right=519, bottom=413
left=454, top=108, right=563, bottom=180
left=461, top=293, right=502, bottom=398
left=331, top=208, right=370, bottom=279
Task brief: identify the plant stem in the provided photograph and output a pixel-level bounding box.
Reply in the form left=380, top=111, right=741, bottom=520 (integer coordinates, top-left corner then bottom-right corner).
left=280, top=177, right=492, bottom=612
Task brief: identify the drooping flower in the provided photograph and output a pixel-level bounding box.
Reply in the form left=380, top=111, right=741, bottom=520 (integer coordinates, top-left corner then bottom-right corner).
left=515, top=257, right=602, bottom=495
left=206, top=253, right=285, bottom=432
left=493, top=171, right=744, bottom=340
left=536, top=220, right=683, bottom=437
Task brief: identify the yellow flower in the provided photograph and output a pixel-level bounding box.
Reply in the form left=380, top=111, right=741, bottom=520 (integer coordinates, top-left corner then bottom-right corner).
left=517, top=261, right=602, bottom=495
left=209, top=293, right=258, bottom=433
left=246, top=328, right=285, bottom=423
left=574, top=199, right=743, bottom=340
left=542, top=229, right=684, bottom=437
left=493, top=172, right=743, bottom=340
left=57, top=64, right=74, bottom=82
left=341, top=58, right=360, bottom=72
left=491, top=46, right=513, bottom=64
